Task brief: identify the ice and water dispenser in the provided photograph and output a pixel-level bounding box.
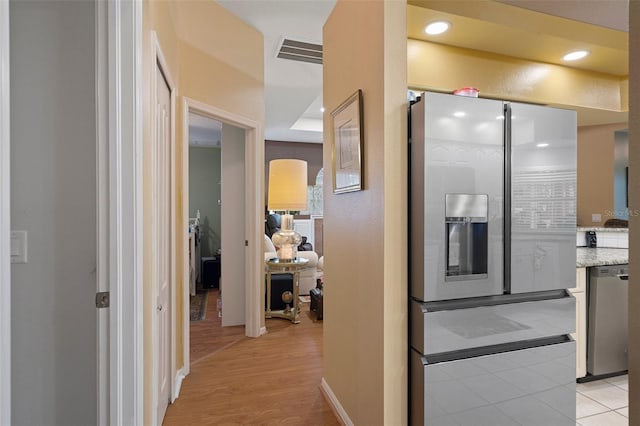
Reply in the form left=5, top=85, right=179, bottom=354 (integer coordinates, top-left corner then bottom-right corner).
left=445, top=194, right=488, bottom=281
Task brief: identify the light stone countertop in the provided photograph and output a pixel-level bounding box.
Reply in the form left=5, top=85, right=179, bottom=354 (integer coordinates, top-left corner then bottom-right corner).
left=577, top=227, right=628, bottom=233
left=576, top=247, right=628, bottom=268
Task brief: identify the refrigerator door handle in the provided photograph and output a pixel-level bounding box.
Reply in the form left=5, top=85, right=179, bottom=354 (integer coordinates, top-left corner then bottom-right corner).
left=503, top=103, right=512, bottom=294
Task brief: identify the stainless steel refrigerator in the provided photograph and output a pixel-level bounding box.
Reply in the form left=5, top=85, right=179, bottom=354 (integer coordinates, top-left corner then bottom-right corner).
left=410, top=92, right=577, bottom=425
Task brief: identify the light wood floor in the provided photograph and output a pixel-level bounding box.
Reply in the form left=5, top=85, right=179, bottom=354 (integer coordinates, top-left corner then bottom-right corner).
left=163, top=290, right=340, bottom=425
left=189, top=289, right=246, bottom=364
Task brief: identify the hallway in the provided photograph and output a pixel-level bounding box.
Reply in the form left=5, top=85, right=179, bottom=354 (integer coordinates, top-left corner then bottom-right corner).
left=163, top=301, right=339, bottom=425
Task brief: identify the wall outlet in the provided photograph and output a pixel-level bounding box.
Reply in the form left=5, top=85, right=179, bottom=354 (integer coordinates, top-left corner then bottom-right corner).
left=592, top=213, right=602, bottom=223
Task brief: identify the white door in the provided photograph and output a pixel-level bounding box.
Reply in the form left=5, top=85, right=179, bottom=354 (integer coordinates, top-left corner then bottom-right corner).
left=155, top=64, right=172, bottom=421
left=220, top=124, right=246, bottom=326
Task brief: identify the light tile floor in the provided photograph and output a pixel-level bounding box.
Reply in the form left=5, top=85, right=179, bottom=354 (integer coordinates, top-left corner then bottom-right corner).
left=577, top=374, right=628, bottom=426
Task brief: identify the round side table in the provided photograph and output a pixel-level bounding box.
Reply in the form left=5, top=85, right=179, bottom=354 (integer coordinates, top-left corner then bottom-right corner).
left=265, top=257, right=309, bottom=324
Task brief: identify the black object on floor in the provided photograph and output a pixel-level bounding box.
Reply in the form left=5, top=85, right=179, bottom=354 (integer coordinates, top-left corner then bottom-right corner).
left=310, top=287, right=323, bottom=320
left=201, top=256, right=220, bottom=289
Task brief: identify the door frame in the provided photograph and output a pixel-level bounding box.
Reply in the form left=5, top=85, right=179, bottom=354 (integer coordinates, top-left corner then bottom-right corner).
left=150, top=31, right=177, bottom=424
left=0, top=0, right=11, bottom=423
left=97, top=0, right=144, bottom=424
left=181, top=97, right=264, bottom=374
left=96, top=1, right=108, bottom=423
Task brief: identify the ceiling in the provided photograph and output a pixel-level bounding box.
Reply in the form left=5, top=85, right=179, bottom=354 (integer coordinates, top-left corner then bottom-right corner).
left=217, top=0, right=336, bottom=144
left=497, top=0, right=628, bottom=32
left=215, top=0, right=628, bottom=144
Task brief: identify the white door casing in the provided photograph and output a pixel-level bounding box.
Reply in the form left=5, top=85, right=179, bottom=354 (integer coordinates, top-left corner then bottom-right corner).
left=96, top=1, right=109, bottom=424
left=151, top=32, right=177, bottom=424
left=154, top=63, right=172, bottom=422
left=221, top=124, right=246, bottom=326
left=0, top=0, right=10, bottom=423
left=97, top=0, right=144, bottom=424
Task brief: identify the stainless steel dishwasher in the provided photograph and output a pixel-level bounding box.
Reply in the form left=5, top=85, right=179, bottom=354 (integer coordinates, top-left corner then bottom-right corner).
left=587, top=264, right=628, bottom=377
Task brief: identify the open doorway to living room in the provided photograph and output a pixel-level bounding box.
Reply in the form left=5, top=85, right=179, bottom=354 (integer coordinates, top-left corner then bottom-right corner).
left=264, top=141, right=325, bottom=325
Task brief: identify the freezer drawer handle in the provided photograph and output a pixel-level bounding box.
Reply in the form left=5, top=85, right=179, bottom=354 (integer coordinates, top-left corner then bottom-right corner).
left=423, top=335, right=572, bottom=365
left=617, top=274, right=629, bottom=281
left=419, top=289, right=569, bottom=312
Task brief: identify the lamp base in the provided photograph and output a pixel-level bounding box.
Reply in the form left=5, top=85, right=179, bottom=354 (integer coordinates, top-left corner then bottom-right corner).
left=271, top=213, right=302, bottom=262
left=272, top=230, right=301, bottom=262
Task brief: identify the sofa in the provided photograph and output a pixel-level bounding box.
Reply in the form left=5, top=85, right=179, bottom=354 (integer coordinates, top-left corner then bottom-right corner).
left=264, top=234, right=318, bottom=295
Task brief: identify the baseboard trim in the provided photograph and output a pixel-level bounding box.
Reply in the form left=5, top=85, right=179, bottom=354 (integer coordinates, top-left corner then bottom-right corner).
left=320, top=377, right=353, bottom=426
left=172, top=368, right=187, bottom=402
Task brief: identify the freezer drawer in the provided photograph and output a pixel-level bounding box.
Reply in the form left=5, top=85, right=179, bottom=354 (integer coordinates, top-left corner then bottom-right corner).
left=411, top=339, right=576, bottom=426
left=411, top=292, right=575, bottom=355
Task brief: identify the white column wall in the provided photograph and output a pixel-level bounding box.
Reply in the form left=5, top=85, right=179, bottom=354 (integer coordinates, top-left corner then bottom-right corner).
left=10, top=1, right=97, bottom=424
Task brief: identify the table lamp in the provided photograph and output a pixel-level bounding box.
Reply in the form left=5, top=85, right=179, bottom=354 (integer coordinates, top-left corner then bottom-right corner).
left=267, top=159, right=308, bottom=262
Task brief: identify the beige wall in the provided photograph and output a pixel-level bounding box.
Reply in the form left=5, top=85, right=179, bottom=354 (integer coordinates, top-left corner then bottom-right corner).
left=577, top=123, right=628, bottom=226
left=408, top=38, right=626, bottom=112
left=628, top=1, right=639, bottom=424
left=323, top=1, right=407, bottom=424
left=142, top=1, right=264, bottom=423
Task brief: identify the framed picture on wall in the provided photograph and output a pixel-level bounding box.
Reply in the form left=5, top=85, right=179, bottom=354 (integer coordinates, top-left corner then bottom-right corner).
left=331, top=89, right=363, bottom=194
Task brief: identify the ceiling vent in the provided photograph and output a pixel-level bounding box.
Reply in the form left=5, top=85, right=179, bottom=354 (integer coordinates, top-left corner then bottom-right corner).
left=276, top=38, right=323, bottom=65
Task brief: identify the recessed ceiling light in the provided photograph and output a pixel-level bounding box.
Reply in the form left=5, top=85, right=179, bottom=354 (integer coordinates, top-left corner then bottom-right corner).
left=496, top=115, right=505, bottom=120
left=425, top=21, right=450, bottom=35
left=320, top=107, right=325, bottom=113
left=536, top=143, right=549, bottom=148
left=453, top=111, right=466, bottom=118
left=563, top=50, right=589, bottom=61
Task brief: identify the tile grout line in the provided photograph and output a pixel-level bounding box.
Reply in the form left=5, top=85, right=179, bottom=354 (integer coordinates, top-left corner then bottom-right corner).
left=576, top=376, right=629, bottom=422
left=576, top=409, right=628, bottom=421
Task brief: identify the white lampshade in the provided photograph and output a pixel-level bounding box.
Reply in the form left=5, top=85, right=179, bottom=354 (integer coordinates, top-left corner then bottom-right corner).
left=267, top=159, right=308, bottom=211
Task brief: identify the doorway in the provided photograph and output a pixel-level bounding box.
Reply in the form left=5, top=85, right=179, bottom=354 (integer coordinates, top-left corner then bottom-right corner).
left=187, top=113, right=248, bottom=362
left=180, top=97, right=263, bottom=375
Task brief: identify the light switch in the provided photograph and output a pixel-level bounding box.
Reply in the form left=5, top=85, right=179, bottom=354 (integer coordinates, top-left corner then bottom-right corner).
left=10, top=230, right=27, bottom=264
left=592, top=213, right=602, bottom=223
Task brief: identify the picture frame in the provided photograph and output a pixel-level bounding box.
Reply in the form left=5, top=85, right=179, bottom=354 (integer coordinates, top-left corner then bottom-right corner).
left=331, top=89, right=363, bottom=194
